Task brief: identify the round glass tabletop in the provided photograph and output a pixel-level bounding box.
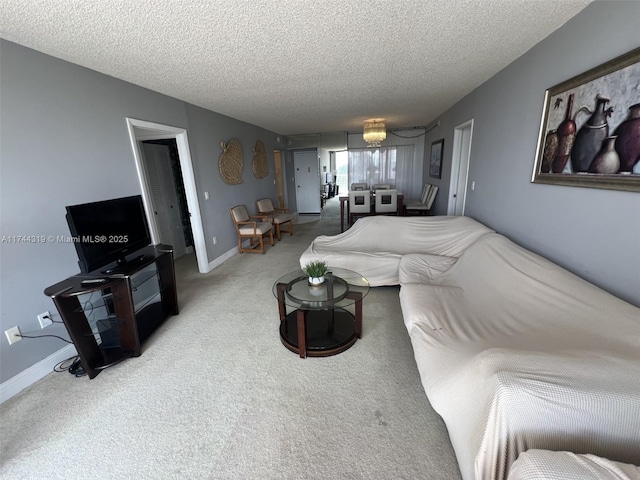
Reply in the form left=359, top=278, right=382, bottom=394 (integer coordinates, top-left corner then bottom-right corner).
left=272, top=267, right=370, bottom=310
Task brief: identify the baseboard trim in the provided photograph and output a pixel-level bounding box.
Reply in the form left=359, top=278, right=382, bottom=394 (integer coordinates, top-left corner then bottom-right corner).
left=207, top=245, right=239, bottom=271
left=0, top=344, right=77, bottom=404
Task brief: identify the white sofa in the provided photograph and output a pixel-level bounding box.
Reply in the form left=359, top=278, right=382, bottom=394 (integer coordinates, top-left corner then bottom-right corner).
left=299, top=216, right=494, bottom=286
left=300, top=216, right=640, bottom=480
left=400, top=230, right=640, bottom=479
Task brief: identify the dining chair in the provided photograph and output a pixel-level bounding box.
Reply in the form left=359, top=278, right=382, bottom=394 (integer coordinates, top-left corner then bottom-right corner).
left=404, top=184, right=438, bottom=215
left=229, top=205, right=274, bottom=253
left=256, top=198, right=294, bottom=240
left=348, top=190, right=372, bottom=226
left=374, top=189, right=398, bottom=215
left=404, top=183, right=432, bottom=206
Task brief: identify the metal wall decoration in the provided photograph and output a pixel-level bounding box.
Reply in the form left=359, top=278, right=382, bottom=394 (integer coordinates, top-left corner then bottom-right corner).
left=532, top=47, right=640, bottom=192
left=252, top=139, right=269, bottom=179
left=219, top=138, right=243, bottom=185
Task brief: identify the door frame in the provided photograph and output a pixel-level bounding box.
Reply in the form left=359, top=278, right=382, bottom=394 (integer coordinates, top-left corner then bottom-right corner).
left=126, top=118, right=209, bottom=273
left=448, top=119, right=474, bottom=216
left=274, top=150, right=285, bottom=209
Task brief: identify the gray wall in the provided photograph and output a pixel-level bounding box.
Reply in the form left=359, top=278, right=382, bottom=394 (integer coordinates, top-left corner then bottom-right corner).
left=0, top=40, right=281, bottom=382
left=424, top=1, right=640, bottom=306
left=183, top=103, right=283, bottom=259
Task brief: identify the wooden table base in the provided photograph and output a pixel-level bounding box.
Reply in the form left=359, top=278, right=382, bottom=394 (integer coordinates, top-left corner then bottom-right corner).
left=279, top=308, right=358, bottom=358
left=276, top=282, right=363, bottom=359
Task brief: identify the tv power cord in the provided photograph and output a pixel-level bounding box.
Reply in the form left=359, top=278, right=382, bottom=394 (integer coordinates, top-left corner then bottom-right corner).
left=54, top=355, right=87, bottom=377
left=15, top=313, right=85, bottom=377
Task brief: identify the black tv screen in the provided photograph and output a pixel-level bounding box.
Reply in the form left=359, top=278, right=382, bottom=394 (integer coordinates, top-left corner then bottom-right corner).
left=65, top=195, right=152, bottom=273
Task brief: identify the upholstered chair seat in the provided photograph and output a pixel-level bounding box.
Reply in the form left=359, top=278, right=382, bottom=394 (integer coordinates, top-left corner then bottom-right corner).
left=230, top=205, right=274, bottom=253
left=236, top=222, right=272, bottom=236
left=256, top=198, right=294, bottom=240
left=404, top=184, right=438, bottom=216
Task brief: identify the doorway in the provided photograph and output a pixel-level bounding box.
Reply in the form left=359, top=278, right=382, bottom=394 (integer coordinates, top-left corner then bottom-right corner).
left=294, top=150, right=321, bottom=214
left=274, top=150, right=285, bottom=209
left=448, top=119, right=474, bottom=216
left=126, top=118, right=209, bottom=273
left=140, top=139, right=194, bottom=259
left=335, top=150, right=348, bottom=194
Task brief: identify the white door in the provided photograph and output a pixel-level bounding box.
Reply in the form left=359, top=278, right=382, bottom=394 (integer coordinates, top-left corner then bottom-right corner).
left=140, top=142, right=188, bottom=258
left=448, top=119, right=474, bottom=216
left=294, top=150, right=321, bottom=213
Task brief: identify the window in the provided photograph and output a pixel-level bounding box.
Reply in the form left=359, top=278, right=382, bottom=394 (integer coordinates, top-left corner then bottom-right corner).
left=347, top=145, right=416, bottom=196
left=335, top=150, right=349, bottom=194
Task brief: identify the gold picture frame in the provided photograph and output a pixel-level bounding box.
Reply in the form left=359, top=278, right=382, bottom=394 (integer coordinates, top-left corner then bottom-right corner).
left=532, top=47, right=640, bottom=192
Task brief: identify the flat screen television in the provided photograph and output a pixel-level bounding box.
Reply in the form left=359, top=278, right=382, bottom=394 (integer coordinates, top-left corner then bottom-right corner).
left=65, top=195, right=152, bottom=274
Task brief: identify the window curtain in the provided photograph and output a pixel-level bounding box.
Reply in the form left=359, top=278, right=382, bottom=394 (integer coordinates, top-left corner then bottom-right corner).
left=347, top=145, right=419, bottom=198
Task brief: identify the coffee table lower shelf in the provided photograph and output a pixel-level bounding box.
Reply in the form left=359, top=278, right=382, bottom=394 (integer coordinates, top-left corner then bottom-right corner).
left=279, top=308, right=358, bottom=358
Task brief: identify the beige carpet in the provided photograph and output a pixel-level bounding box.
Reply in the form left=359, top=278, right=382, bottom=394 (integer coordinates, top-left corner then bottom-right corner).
left=0, top=198, right=461, bottom=479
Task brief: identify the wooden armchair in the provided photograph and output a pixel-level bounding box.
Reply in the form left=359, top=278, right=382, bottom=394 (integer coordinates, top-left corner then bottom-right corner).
left=256, top=198, right=294, bottom=240
left=229, top=205, right=274, bottom=253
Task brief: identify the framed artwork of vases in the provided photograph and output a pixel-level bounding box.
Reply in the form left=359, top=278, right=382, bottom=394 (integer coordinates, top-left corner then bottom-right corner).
left=532, top=47, right=640, bottom=192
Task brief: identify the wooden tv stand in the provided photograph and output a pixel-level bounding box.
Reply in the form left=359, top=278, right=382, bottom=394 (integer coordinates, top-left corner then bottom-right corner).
left=44, top=244, right=178, bottom=379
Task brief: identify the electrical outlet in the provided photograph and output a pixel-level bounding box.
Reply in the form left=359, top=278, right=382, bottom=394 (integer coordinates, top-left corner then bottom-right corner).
left=38, top=311, right=52, bottom=328
left=212, top=236, right=217, bottom=245
left=5, top=326, right=21, bottom=345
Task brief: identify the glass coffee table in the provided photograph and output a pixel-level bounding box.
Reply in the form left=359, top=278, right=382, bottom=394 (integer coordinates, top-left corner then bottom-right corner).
left=272, top=268, right=370, bottom=358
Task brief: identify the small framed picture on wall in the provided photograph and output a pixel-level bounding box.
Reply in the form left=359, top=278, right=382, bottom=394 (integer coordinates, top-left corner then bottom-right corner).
left=429, top=139, right=444, bottom=179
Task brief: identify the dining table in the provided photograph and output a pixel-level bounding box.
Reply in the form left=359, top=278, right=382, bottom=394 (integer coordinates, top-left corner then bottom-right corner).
left=338, top=191, right=404, bottom=232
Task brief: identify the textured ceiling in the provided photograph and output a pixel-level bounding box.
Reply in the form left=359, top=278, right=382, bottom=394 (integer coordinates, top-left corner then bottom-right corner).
left=1, top=0, right=592, bottom=135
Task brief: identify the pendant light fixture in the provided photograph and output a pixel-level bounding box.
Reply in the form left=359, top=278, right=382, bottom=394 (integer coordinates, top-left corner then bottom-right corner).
left=363, top=121, right=386, bottom=147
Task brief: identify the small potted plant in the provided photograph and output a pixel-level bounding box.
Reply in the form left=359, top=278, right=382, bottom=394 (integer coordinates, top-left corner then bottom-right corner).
left=304, top=260, right=328, bottom=286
